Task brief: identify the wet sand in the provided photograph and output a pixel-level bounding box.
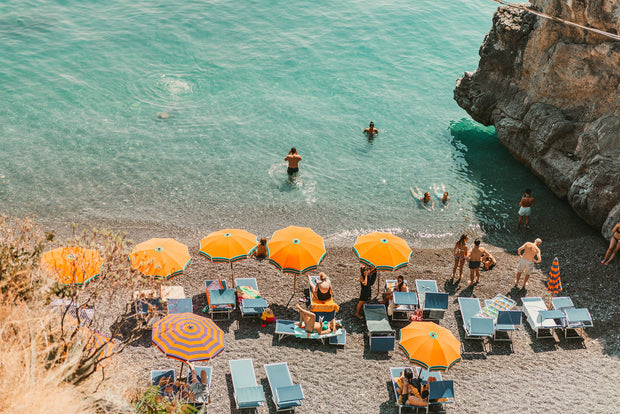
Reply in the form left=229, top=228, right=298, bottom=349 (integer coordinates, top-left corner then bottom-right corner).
left=84, top=226, right=620, bottom=413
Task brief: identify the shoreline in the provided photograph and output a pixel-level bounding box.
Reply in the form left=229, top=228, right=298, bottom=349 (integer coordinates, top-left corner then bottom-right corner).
left=62, top=218, right=620, bottom=413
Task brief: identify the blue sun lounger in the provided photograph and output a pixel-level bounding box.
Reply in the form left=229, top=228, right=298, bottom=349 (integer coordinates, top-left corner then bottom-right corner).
left=390, top=367, right=453, bottom=414
left=274, top=319, right=344, bottom=345
left=458, top=297, right=494, bottom=350
left=204, top=279, right=236, bottom=320
left=235, top=278, right=268, bottom=318
left=229, top=359, right=265, bottom=410
left=264, top=362, right=304, bottom=412
left=494, top=310, right=522, bottom=344
left=522, top=297, right=564, bottom=339
left=551, top=296, right=593, bottom=338
left=187, top=365, right=212, bottom=404
left=364, top=304, right=395, bottom=352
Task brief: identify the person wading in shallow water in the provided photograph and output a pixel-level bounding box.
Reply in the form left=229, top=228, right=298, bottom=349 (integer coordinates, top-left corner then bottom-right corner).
left=284, top=147, right=302, bottom=176
left=364, top=121, right=378, bottom=137
left=517, top=189, right=535, bottom=229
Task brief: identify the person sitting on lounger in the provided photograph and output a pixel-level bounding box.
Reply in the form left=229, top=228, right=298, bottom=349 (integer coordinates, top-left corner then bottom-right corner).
left=308, top=272, right=333, bottom=301
left=394, top=368, right=429, bottom=407
left=185, top=362, right=209, bottom=403
left=295, top=304, right=341, bottom=334
left=380, top=275, right=407, bottom=304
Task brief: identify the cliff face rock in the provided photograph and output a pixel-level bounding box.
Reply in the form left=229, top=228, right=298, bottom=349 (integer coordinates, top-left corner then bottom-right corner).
left=455, top=0, right=620, bottom=238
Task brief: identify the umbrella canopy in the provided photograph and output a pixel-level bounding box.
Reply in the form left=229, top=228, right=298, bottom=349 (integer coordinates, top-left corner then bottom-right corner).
left=547, top=257, right=562, bottom=295
left=267, top=226, right=326, bottom=274
left=129, top=238, right=191, bottom=279
left=352, top=232, right=412, bottom=271
left=41, top=247, right=103, bottom=285
left=199, top=229, right=258, bottom=263
left=152, top=313, right=225, bottom=362
left=80, top=327, right=116, bottom=368
left=399, top=321, right=462, bottom=372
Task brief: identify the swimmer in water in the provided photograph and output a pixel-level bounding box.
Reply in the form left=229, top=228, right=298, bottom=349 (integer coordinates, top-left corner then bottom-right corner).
left=432, top=184, right=450, bottom=208
left=284, top=147, right=302, bottom=176
left=364, top=121, right=378, bottom=137
left=410, top=186, right=434, bottom=211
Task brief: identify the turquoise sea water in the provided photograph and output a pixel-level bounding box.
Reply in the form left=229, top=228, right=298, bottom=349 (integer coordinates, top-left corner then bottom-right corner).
left=0, top=0, right=595, bottom=247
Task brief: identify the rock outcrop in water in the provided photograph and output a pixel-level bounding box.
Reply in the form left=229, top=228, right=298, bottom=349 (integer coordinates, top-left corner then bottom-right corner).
left=454, top=0, right=620, bottom=238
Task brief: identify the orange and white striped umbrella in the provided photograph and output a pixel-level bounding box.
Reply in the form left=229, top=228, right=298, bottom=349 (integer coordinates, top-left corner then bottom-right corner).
left=41, top=246, right=103, bottom=285
left=129, top=238, right=191, bottom=279
left=152, top=313, right=224, bottom=362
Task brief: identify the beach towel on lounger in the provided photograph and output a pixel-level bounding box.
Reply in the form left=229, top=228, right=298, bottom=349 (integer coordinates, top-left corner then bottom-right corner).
left=237, top=285, right=260, bottom=299
left=293, top=324, right=341, bottom=339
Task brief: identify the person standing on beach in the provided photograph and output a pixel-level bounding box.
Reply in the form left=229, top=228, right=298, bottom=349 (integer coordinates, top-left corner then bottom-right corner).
left=355, top=264, right=377, bottom=319
left=284, top=147, right=302, bottom=175
left=602, top=221, right=620, bottom=265
left=515, top=238, right=542, bottom=288
left=467, top=239, right=488, bottom=285
left=364, top=121, right=378, bottom=137
left=451, top=234, right=468, bottom=282
left=517, top=189, right=535, bottom=229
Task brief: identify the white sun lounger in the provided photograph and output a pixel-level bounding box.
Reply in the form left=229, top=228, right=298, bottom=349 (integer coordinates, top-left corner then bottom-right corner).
left=522, top=297, right=563, bottom=338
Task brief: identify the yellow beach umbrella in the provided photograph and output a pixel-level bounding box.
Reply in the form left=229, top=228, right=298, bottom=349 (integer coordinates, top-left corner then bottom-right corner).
left=267, top=226, right=326, bottom=292
left=129, top=238, right=191, bottom=280
left=199, top=229, right=257, bottom=283
left=399, top=322, right=462, bottom=372
left=41, top=246, right=103, bottom=285
left=353, top=232, right=412, bottom=295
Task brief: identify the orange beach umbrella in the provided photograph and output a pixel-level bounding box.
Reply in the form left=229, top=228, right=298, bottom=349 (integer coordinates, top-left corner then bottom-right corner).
left=41, top=246, right=103, bottom=285
left=80, top=327, right=116, bottom=369
left=129, top=238, right=191, bottom=280
left=399, top=321, right=462, bottom=372
left=199, top=229, right=257, bottom=283
left=353, top=232, right=412, bottom=294
left=267, top=226, right=326, bottom=292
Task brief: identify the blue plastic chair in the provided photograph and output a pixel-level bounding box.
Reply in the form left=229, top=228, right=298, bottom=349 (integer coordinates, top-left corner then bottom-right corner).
left=265, top=362, right=304, bottom=411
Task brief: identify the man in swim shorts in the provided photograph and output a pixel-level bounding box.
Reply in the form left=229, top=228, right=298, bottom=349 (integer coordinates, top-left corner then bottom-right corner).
left=284, top=147, right=302, bottom=175
left=515, top=238, right=542, bottom=289
left=467, top=239, right=488, bottom=286
left=517, top=189, right=535, bottom=229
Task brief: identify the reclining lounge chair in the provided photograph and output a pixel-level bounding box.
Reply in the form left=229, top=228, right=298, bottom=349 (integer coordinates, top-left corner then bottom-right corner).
left=390, top=367, right=454, bottom=414
left=551, top=296, right=593, bottom=339
left=265, top=362, right=304, bottom=412
left=167, top=297, right=193, bottom=314
left=235, top=278, right=268, bottom=318
left=364, top=304, right=395, bottom=352
left=458, top=297, right=494, bottom=350
left=522, top=297, right=564, bottom=339
left=204, top=279, right=235, bottom=320
left=229, top=358, right=265, bottom=410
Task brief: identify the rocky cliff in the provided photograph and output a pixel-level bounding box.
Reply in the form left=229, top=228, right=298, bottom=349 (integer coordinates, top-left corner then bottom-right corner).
left=454, top=0, right=620, bottom=238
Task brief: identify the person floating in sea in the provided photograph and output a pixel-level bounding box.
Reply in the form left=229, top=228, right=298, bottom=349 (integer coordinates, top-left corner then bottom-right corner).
left=410, top=186, right=434, bottom=211
left=284, top=147, right=302, bottom=176
left=515, top=238, right=542, bottom=289
left=517, top=188, right=535, bottom=229
left=364, top=121, right=378, bottom=137
left=466, top=239, right=489, bottom=286
left=602, top=221, right=620, bottom=265
left=433, top=184, right=450, bottom=208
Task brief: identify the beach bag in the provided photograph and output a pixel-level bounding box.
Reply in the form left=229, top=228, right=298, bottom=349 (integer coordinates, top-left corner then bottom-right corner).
left=409, top=308, right=423, bottom=322
left=260, top=308, right=275, bottom=323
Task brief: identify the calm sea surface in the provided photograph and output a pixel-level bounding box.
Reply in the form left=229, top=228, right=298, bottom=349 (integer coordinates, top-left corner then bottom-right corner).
left=0, top=0, right=596, bottom=248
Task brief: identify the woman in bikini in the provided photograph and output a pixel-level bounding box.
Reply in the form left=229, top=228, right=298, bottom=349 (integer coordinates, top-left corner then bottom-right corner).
left=307, top=272, right=333, bottom=301
left=295, top=304, right=341, bottom=334
left=451, top=234, right=469, bottom=282
left=602, top=221, right=620, bottom=265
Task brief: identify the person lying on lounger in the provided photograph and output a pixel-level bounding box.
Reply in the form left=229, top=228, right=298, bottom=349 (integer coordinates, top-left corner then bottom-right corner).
left=185, top=362, right=209, bottom=403
left=394, top=368, right=429, bottom=407
left=295, top=304, right=341, bottom=334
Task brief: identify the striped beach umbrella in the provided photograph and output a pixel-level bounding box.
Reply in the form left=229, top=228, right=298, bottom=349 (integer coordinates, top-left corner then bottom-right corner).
left=41, top=246, right=103, bottom=285
left=129, top=238, right=191, bottom=280
left=267, top=226, right=326, bottom=292
left=152, top=313, right=224, bottom=362
left=80, top=327, right=116, bottom=368
left=547, top=257, right=562, bottom=295
left=199, top=229, right=258, bottom=283
left=399, top=322, right=461, bottom=372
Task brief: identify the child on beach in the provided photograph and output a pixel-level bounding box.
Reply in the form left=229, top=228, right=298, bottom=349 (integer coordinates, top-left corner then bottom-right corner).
left=252, top=237, right=268, bottom=259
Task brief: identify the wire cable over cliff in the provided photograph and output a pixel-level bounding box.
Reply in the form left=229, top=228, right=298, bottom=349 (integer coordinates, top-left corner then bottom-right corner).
left=490, top=0, right=620, bottom=41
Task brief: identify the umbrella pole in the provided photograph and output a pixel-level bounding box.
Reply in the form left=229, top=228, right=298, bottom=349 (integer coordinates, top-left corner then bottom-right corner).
left=294, top=274, right=297, bottom=294
left=377, top=271, right=381, bottom=297
left=230, top=262, right=235, bottom=286
left=179, top=361, right=184, bottom=380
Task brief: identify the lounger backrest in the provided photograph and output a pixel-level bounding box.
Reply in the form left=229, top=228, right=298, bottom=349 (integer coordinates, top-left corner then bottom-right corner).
left=192, top=366, right=212, bottom=386
left=236, top=278, right=258, bottom=290
left=429, top=380, right=455, bottom=400
left=497, top=310, right=522, bottom=326
left=552, top=296, right=574, bottom=310
left=151, top=369, right=174, bottom=386
left=425, top=292, right=449, bottom=310
left=265, top=363, right=292, bottom=388
left=458, top=297, right=482, bottom=322
left=416, top=279, right=438, bottom=293
left=230, top=359, right=256, bottom=388
left=469, top=317, right=494, bottom=335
